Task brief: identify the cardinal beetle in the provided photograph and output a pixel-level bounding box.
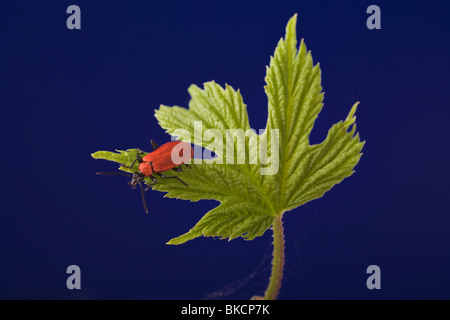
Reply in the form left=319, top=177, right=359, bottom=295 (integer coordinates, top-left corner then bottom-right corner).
left=97, top=140, right=193, bottom=213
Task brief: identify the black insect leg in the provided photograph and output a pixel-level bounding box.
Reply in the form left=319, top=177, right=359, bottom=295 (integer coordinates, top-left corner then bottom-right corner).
left=172, top=166, right=182, bottom=172
left=156, top=172, right=188, bottom=186
left=150, top=140, right=160, bottom=150
left=121, top=150, right=145, bottom=170
left=173, top=163, right=191, bottom=172
left=144, top=175, right=158, bottom=191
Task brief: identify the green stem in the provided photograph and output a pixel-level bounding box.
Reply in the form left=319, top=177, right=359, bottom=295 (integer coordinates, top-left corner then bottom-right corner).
left=264, top=212, right=285, bottom=300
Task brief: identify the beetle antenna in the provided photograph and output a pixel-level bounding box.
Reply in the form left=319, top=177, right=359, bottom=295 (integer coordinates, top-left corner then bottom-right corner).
left=138, top=183, right=149, bottom=214
left=97, top=171, right=148, bottom=213
left=97, top=172, right=132, bottom=177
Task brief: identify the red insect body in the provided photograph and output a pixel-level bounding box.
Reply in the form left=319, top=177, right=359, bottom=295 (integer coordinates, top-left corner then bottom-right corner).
left=139, top=141, right=193, bottom=177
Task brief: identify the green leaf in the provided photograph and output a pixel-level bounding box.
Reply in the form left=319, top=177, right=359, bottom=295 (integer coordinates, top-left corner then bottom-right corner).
left=92, top=14, right=364, bottom=244
left=167, top=202, right=275, bottom=244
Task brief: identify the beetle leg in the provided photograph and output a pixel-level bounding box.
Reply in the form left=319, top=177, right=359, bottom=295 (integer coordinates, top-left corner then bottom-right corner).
left=172, top=166, right=182, bottom=172
left=121, top=152, right=144, bottom=170
left=156, top=172, right=188, bottom=186
left=144, top=175, right=158, bottom=191
left=150, top=140, right=160, bottom=150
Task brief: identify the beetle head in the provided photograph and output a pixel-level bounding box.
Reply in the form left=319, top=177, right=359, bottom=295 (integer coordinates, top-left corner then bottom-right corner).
left=128, top=171, right=145, bottom=189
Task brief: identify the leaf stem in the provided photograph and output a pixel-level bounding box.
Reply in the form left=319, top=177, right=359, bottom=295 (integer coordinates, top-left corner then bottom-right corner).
left=264, top=212, right=285, bottom=300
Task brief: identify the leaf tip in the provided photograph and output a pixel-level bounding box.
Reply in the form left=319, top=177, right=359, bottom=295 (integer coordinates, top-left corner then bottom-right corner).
left=289, top=13, right=298, bottom=25
left=347, top=102, right=360, bottom=121
left=285, top=14, right=298, bottom=42
left=91, top=151, right=108, bottom=159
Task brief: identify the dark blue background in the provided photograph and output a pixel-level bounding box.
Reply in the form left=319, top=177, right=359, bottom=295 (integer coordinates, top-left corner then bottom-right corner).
left=1, top=0, right=449, bottom=299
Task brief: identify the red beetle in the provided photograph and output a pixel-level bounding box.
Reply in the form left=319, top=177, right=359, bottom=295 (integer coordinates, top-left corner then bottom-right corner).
left=98, top=140, right=193, bottom=213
